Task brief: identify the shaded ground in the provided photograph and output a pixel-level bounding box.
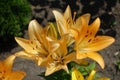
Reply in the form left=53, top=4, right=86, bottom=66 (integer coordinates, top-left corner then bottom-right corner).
left=0, top=0, right=120, bottom=80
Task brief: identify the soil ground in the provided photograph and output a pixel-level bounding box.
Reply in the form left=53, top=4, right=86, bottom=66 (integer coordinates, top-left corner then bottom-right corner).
left=0, top=0, right=120, bottom=80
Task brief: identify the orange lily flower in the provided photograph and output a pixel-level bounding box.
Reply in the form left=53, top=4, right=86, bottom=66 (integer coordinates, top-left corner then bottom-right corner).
left=72, top=67, right=110, bottom=80
left=53, top=5, right=115, bottom=69
left=73, top=14, right=115, bottom=69
left=42, top=36, right=76, bottom=76
left=0, top=55, right=26, bottom=80
left=15, top=20, right=60, bottom=66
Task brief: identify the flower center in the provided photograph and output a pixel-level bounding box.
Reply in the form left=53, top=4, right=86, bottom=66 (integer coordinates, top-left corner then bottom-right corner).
left=55, top=57, right=64, bottom=65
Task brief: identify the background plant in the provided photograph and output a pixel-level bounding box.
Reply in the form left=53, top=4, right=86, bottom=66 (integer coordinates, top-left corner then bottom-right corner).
left=0, top=0, right=31, bottom=41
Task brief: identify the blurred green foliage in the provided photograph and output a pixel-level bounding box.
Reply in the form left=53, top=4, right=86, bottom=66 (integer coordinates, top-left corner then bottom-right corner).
left=116, top=60, right=120, bottom=70
left=0, top=0, right=31, bottom=40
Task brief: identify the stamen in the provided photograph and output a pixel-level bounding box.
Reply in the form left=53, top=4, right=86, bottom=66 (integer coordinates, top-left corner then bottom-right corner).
left=73, top=11, right=76, bottom=22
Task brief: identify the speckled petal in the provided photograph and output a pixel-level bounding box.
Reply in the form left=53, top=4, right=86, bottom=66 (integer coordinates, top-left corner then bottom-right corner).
left=15, top=37, right=38, bottom=54
left=84, top=36, right=115, bottom=51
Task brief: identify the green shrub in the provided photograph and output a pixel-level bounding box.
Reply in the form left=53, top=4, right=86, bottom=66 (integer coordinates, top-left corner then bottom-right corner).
left=0, top=0, right=32, bottom=40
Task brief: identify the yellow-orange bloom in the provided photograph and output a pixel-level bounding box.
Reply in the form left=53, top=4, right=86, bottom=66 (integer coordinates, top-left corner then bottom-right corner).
left=72, top=14, right=115, bottom=69
left=14, top=5, right=115, bottom=77
left=15, top=20, right=60, bottom=66
left=53, top=5, right=115, bottom=69
left=14, top=19, right=76, bottom=76
left=0, top=55, right=26, bottom=80
left=41, top=36, right=76, bottom=76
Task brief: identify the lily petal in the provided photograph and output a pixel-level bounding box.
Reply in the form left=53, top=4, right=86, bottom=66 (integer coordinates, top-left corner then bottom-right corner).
left=80, top=13, right=91, bottom=25
left=70, top=28, right=79, bottom=40
left=81, top=18, right=100, bottom=45
left=45, top=64, right=62, bottom=76
left=76, top=51, right=88, bottom=59
left=84, top=36, right=115, bottom=51
left=76, top=16, right=88, bottom=44
left=86, top=52, right=104, bottom=69
left=72, top=67, right=84, bottom=80
left=15, top=37, right=38, bottom=54
left=74, top=13, right=90, bottom=30
left=28, top=19, right=43, bottom=43
left=45, top=63, right=69, bottom=76
left=88, top=18, right=100, bottom=37
left=75, top=18, right=100, bottom=50
left=62, top=65, right=69, bottom=74
left=15, top=51, right=38, bottom=60
left=49, top=41, right=60, bottom=52
left=87, top=69, right=96, bottom=80
left=64, top=53, right=76, bottom=64
left=15, top=37, right=48, bottom=55
left=15, top=51, right=48, bottom=66
left=0, top=61, right=4, bottom=73
left=64, top=5, right=73, bottom=26
left=53, top=35, right=68, bottom=57
left=74, top=59, right=89, bottom=66
left=3, top=55, right=16, bottom=72
left=76, top=51, right=104, bottom=69
left=53, top=10, right=68, bottom=36
left=9, top=71, right=26, bottom=80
